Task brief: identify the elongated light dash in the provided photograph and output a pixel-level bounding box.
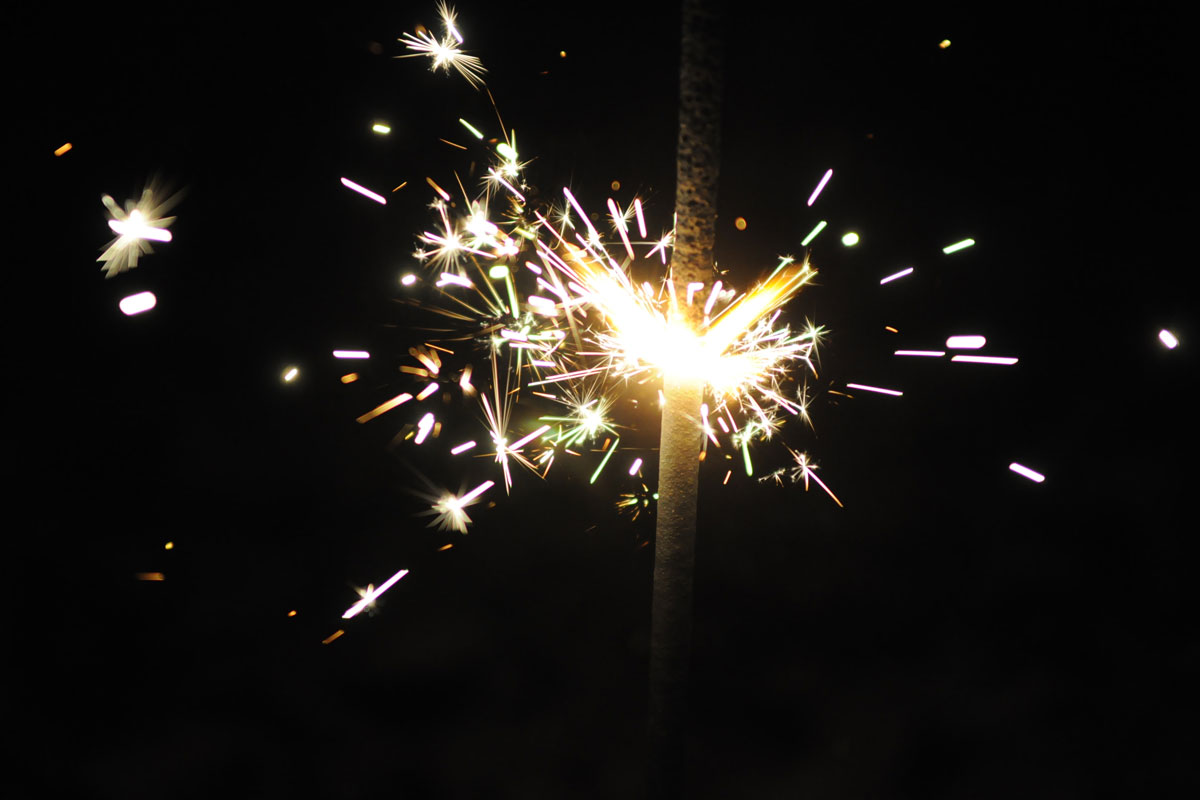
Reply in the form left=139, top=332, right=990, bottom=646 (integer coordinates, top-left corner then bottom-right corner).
left=942, top=238, right=975, bottom=254
left=340, top=177, right=386, bottom=204
left=451, top=441, right=476, bottom=454
left=1009, top=463, right=1045, bottom=483
left=119, top=291, right=157, bottom=316
left=807, top=169, right=833, bottom=206
left=894, top=350, right=945, bottom=357
left=1158, top=329, right=1179, bottom=349
left=629, top=457, right=643, bottom=476
left=801, top=220, right=827, bottom=247
left=946, top=335, right=986, bottom=349
left=342, top=568, right=409, bottom=619
left=846, top=382, right=903, bottom=397
left=951, top=355, right=1018, bottom=365
left=54, top=142, right=73, bottom=156
left=333, top=350, right=370, bottom=359
left=880, top=267, right=914, bottom=284
left=459, top=118, right=484, bottom=139
left=356, top=393, right=412, bottom=424
left=371, top=123, right=391, bottom=134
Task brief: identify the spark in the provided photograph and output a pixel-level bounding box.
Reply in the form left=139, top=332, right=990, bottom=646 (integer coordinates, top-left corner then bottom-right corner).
left=894, top=350, right=944, bottom=357
left=880, top=266, right=914, bottom=284
left=341, top=177, right=387, bottom=204
left=459, top=118, right=485, bottom=139
left=414, top=412, right=436, bottom=443
left=841, top=232, right=860, bottom=247
left=629, top=457, right=643, bottom=475
left=946, top=335, right=986, bottom=349
left=807, top=169, right=833, bottom=206
left=97, top=186, right=180, bottom=277
left=428, top=480, right=495, bottom=532
left=1158, top=329, right=1179, bottom=349
left=1009, top=462, right=1045, bottom=483
left=282, top=367, right=299, bottom=382
left=942, top=238, right=975, bottom=254
left=333, top=350, right=370, bottom=359
left=119, top=291, right=157, bottom=316
left=800, top=220, right=827, bottom=247
left=787, top=449, right=843, bottom=507
left=342, top=568, right=410, bottom=619
left=451, top=441, right=477, bottom=454
left=54, top=142, right=72, bottom=156
left=951, top=355, right=1019, bottom=365
left=372, top=123, right=391, bottom=134
left=397, top=2, right=487, bottom=89
left=846, top=383, right=903, bottom=396
left=401, top=273, right=418, bottom=286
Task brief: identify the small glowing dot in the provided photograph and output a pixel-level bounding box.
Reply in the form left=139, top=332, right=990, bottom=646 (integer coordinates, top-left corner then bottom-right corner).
left=488, top=265, right=510, bottom=279
left=841, top=232, right=860, bottom=246
left=287, top=610, right=297, bottom=617
left=734, top=217, right=748, bottom=231
left=1158, top=329, right=1179, bottom=349
left=559, top=50, right=567, bottom=58
left=401, top=273, right=417, bottom=286
left=54, top=142, right=73, bottom=156
left=282, top=366, right=299, bottom=382
left=371, top=123, right=391, bottom=134
left=164, top=541, right=174, bottom=550
left=611, top=180, right=621, bottom=191
left=119, top=291, right=157, bottom=316
left=939, top=39, right=951, bottom=49
left=341, top=373, right=359, bottom=384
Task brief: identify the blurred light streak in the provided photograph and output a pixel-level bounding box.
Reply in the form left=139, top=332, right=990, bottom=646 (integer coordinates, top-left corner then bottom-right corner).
left=846, top=383, right=902, bottom=396
left=800, top=220, right=827, bottom=246
left=946, top=335, right=986, bottom=349
left=282, top=367, right=299, bottom=382
left=401, top=273, right=418, bottom=286
left=333, top=350, right=370, bottom=359
left=108, top=217, right=172, bottom=242
left=629, top=457, right=644, bottom=475
left=322, top=630, right=345, bottom=644
left=415, top=412, right=436, bottom=443
left=589, top=436, right=620, bottom=484
left=939, top=39, right=951, bottom=48
left=340, top=177, right=386, bottom=204
left=416, top=382, right=440, bottom=400
left=372, top=123, right=391, bottom=134
left=287, top=610, right=297, bottom=617
left=356, top=393, right=412, bottom=423
left=807, top=169, right=833, bottom=206
left=54, top=142, right=72, bottom=156
left=951, top=355, right=1018, bottom=365
left=460, top=118, right=484, bottom=138
left=451, top=440, right=477, bottom=454
left=341, top=373, right=360, bottom=383
left=942, top=238, right=975, bottom=254
left=438, top=543, right=454, bottom=551
left=894, top=350, right=944, bottom=357
left=880, top=267, right=913, bottom=284
left=343, top=568, right=410, bottom=619
left=136, top=572, right=164, bottom=581
left=425, top=176, right=451, bottom=201
left=119, top=291, right=156, bottom=316
left=1158, top=329, right=1179, bottom=349
left=1009, top=462, right=1045, bottom=482
left=164, top=542, right=174, bottom=550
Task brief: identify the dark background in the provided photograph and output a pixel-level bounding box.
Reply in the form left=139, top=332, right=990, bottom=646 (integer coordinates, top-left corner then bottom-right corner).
left=13, top=3, right=1193, bottom=797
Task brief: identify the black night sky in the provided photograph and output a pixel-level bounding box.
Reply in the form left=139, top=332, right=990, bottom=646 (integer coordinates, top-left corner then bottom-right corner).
left=14, top=3, right=1194, bottom=797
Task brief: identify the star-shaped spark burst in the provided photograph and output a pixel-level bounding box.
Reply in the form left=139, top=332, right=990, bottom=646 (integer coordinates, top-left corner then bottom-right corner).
left=397, top=2, right=487, bottom=89
left=96, top=185, right=181, bottom=277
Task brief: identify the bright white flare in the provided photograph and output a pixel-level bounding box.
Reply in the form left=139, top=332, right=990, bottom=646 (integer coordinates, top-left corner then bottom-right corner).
left=397, top=2, right=487, bottom=89
left=1158, top=329, right=1179, bottom=349
left=946, top=335, right=986, bottom=349
left=333, top=350, right=370, bottom=359
left=429, top=480, right=495, bottom=533
left=97, top=187, right=180, bottom=277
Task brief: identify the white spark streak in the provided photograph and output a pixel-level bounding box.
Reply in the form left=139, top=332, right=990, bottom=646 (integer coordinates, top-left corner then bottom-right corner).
left=415, top=412, right=436, bottom=443
left=846, top=383, right=903, bottom=396
left=951, top=355, right=1019, bottom=365
left=946, top=335, right=986, bottom=349
left=1009, top=463, right=1045, bottom=483
left=343, top=568, right=409, bottom=618
left=629, top=457, right=643, bottom=475
left=879, top=267, right=913, bottom=284
left=340, top=177, right=386, bottom=204
left=332, top=350, right=370, bottom=359
left=894, top=350, right=945, bottom=357
left=1158, top=329, right=1179, bottom=349
left=942, top=238, right=975, bottom=254
left=451, top=440, right=477, bottom=454
left=807, top=169, right=833, bottom=206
